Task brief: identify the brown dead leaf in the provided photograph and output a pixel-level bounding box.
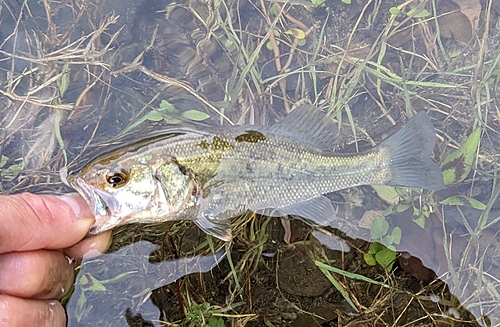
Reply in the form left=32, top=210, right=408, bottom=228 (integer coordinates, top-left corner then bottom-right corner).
left=358, top=210, right=384, bottom=229
left=451, top=0, right=482, bottom=31
left=438, top=10, right=473, bottom=43
left=436, top=0, right=474, bottom=44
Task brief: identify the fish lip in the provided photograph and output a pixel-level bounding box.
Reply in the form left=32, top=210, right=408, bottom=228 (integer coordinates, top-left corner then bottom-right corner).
left=60, top=168, right=88, bottom=203
left=85, top=185, right=122, bottom=234
left=66, top=175, right=118, bottom=235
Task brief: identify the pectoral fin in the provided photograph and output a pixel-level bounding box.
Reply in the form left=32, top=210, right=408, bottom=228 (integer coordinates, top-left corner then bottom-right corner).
left=194, top=214, right=233, bottom=241
left=194, top=211, right=232, bottom=241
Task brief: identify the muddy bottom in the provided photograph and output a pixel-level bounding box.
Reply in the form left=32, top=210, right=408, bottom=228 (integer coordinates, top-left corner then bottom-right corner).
left=66, top=204, right=488, bottom=327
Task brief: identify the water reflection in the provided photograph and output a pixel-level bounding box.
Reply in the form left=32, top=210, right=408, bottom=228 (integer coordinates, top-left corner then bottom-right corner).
left=396, top=204, right=500, bottom=326
left=318, top=191, right=500, bottom=326
left=66, top=241, right=226, bottom=326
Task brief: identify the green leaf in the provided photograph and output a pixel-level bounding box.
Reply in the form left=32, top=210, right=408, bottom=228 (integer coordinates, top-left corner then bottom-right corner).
left=441, top=127, right=482, bottom=185
left=364, top=253, right=377, bottom=266
left=264, top=319, right=277, bottom=327
left=413, top=215, right=425, bottom=228
left=269, top=4, right=280, bottom=16
left=0, top=155, right=8, bottom=169
left=366, top=243, right=396, bottom=270
left=145, top=111, right=164, bottom=122
left=440, top=195, right=487, bottom=210
left=375, top=247, right=396, bottom=270
left=76, top=292, right=87, bottom=322
left=389, top=7, right=401, bottom=15
left=208, top=317, right=225, bottom=327
left=86, top=275, right=107, bottom=292
left=6, top=163, right=23, bottom=173
left=467, top=197, right=487, bottom=211
left=77, top=291, right=86, bottom=311
left=79, top=274, right=88, bottom=285
left=285, top=28, right=306, bottom=40
left=370, top=216, right=390, bottom=239
left=407, top=7, right=430, bottom=18
left=182, top=110, right=210, bottom=121
left=58, top=62, right=71, bottom=96
left=383, top=234, right=394, bottom=246
left=384, top=203, right=411, bottom=216
left=164, top=117, right=182, bottom=124
left=310, top=0, right=325, bottom=6
left=159, top=100, right=179, bottom=114
left=383, top=205, right=396, bottom=216
left=422, top=206, right=430, bottom=218
left=341, top=0, right=351, bottom=4
left=487, top=68, right=500, bottom=85
left=368, top=242, right=385, bottom=255
left=440, top=196, right=465, bottom=206
left=395, top=187, right=412, bottom=202
left=371, top=185, right=401, bottom=205
left=101, top=271, right=138, bottom=284
left=391, top=227, right=402, bottom=245
left=395, top=204, right=411, bottom=213
left=416, top=9, right=430, bottom=18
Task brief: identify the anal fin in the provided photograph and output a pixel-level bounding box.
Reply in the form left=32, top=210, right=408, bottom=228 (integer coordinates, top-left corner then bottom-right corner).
left=256, top=196, right=337, bottom=226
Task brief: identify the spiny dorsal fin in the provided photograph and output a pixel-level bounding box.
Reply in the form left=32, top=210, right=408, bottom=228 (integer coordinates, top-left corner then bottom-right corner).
left=269, top=104, right=338, bottom=151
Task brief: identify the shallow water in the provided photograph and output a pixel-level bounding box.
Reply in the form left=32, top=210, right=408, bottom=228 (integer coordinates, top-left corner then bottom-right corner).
left=1, top=0, right=499, bottom=326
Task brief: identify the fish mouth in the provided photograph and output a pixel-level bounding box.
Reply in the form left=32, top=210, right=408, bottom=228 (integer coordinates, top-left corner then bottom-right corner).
left=63, top=170, right=120, bottom=235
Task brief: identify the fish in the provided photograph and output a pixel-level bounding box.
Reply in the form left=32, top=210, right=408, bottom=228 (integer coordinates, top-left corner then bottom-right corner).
left=63, top=105, right=444, bottom=241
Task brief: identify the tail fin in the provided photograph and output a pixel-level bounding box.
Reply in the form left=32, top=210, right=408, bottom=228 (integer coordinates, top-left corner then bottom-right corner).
left=377, top=112, right=444, bottom=190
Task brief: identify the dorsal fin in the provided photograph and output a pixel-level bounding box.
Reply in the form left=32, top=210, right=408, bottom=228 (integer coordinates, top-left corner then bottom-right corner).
left=269, top=104, right=338, bottom=151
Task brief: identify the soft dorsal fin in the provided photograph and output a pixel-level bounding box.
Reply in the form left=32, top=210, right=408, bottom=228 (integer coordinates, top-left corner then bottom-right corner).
left=269, top=104, right=338, bottom=151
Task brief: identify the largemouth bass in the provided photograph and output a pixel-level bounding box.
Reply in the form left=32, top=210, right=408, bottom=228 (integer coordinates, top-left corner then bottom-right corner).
left=64, top=105, right=444, bottom=241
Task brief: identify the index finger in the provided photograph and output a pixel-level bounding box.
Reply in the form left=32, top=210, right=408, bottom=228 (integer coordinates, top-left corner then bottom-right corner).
left=0, top=193, right=95, bottom=253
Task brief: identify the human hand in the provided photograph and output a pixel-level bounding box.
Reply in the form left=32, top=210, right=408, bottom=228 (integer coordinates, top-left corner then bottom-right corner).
left=0, top=193, right=112, bottom=327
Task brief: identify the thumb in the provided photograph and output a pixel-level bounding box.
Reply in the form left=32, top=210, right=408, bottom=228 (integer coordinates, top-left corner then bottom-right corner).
left=0, top=193, right=95, bottom=253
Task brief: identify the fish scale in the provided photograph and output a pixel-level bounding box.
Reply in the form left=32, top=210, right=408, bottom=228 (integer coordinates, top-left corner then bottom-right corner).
left=176, top=136, right=387, bottom=210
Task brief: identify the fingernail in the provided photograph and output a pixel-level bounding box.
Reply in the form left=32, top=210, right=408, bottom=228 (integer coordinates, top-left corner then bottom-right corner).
left=57, top=193, right=90, bottom=219
left=82, top=248, right=106, bottom=259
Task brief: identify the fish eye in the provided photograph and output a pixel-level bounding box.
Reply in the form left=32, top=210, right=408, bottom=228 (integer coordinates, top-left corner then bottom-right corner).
left=105, top=171, right=128, bottom=188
